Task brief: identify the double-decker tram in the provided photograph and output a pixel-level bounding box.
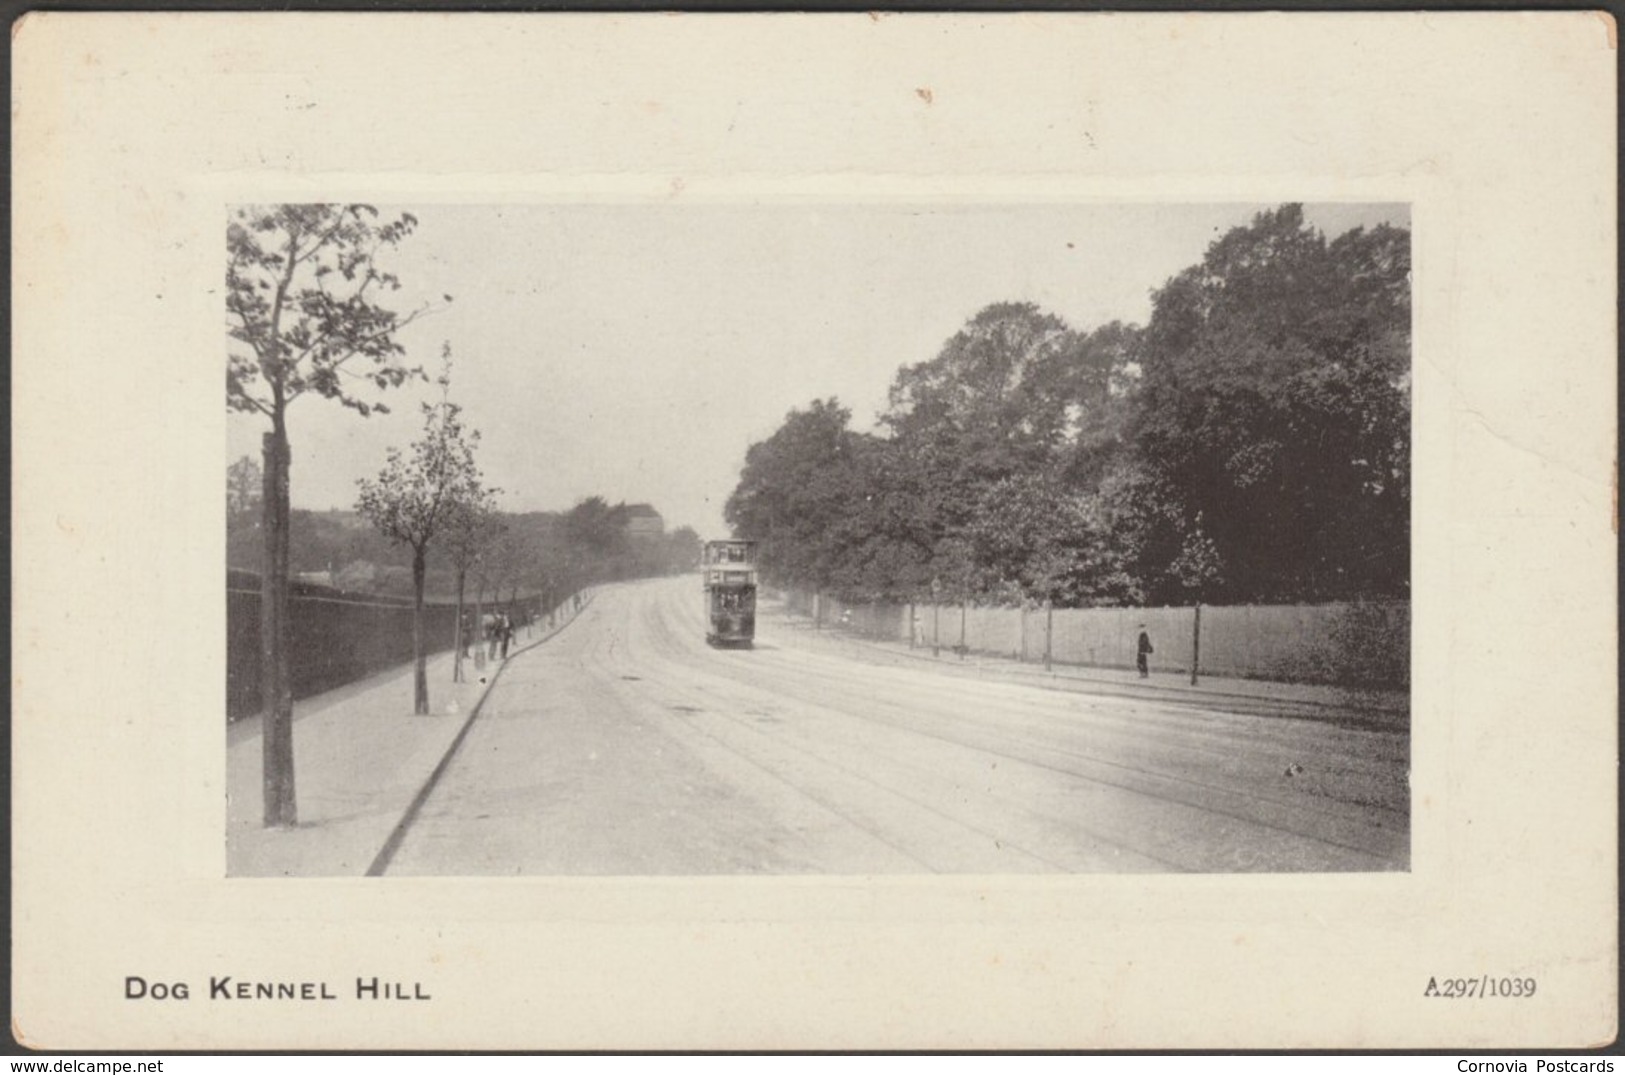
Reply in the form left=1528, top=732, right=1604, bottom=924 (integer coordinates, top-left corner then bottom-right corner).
left=702, top=539, right=758, bottom=647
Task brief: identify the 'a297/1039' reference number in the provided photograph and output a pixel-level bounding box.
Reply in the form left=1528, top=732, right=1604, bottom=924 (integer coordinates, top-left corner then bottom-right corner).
left=1425, top=976, right=1537, bottom=998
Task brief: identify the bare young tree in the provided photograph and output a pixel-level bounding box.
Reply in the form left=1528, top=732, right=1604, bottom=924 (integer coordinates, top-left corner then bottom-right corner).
left=227, top=203, right=443, bottom=827
left=441, top=484, right=503, bottom=684
left=356, top=349, right=486, bottom=715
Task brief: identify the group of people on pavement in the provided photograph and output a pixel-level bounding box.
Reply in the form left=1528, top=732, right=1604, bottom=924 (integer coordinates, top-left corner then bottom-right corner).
left=462, top=610, right=518, bottom=662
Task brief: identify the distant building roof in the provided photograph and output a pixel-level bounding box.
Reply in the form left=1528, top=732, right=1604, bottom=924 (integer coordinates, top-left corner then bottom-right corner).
left=624, top=503, right=664, bottom=539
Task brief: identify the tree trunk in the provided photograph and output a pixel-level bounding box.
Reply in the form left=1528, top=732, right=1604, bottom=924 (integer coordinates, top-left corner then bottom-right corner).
left=412, top=545, right=429, bottom=714
left=473, top=581, right=485, bottom=671
left=260, top=427, right=296, bottom=827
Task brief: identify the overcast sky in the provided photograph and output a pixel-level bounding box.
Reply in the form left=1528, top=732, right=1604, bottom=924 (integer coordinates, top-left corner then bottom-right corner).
left=227, top=202, right=1407, bottom=538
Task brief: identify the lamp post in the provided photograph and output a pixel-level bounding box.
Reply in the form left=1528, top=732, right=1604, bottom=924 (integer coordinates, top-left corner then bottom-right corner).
left=1191, top=603, right=1202, bottom=686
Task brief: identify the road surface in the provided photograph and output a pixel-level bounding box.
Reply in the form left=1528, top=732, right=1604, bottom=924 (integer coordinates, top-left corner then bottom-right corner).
left=385, top=577, right=1408, bottom=874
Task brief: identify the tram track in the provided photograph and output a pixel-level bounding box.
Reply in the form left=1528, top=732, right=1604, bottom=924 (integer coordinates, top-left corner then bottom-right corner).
left=607, top=581, right=1401, bottom=870
left=600, top=649, right=1173, bottom=873
left=637, top=585, right=1408, bottom=858
left=633, top=648, right=1396, bottom=870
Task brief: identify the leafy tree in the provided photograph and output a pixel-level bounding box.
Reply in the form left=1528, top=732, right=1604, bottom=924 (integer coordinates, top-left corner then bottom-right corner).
left=355, top=351, right=486, bottom=714
left=662, top=526, right=703, bottom=574
left=884, top=302, right=1081, bottom=450
left=333, top=559, right=380, bottom=593
left=882, top=304, right=1085, bottom=526
left=1057, top=320, right=1143, bottom=490
left=226, top=202, right=440, bottom=826
left=893, top=304, right=1082, bottom=560
left=727, top=307, right=1139, bottom=604
left=874, top=303, right=1127, bottom=602
left=562, top=500, right=630, bottom=584
left=227, top=455, right=262, bottom=531
left=483, top=523, right=534, bottom=617
left=1134, top=205, right=1410, bottom=602
left=725, top=399, right=879, bottom=591
left=226, top=455, right=264, bottom=569
left=966, top=473, right=1139, bottom=607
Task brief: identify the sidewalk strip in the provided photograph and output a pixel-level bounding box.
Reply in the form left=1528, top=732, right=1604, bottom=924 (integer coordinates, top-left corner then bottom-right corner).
left=363, top=647, right=515, bottom=877
left=363, top=593, right=595, bottom=877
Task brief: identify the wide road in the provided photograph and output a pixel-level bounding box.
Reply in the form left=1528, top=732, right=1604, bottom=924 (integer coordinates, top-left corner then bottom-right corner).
left=385, top=577, right=1408, bottom=875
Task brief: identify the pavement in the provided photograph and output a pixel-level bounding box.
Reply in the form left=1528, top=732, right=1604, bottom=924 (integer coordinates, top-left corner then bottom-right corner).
left=226, top=598, right=591, bottom=877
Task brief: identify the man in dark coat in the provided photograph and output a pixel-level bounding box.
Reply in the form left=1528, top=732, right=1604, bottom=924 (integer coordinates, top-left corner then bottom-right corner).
left=1136, top=624, right=1153, bottom=678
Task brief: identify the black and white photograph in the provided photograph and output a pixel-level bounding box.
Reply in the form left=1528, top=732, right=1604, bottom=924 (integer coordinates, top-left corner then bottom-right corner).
left=11, top=11, right=1615, bottom=1053
left=224, top=201, right=1413, bottom=878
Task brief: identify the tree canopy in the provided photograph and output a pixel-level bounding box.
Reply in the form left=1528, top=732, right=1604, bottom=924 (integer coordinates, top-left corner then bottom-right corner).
left=1131, top=205, right=1410, bottom=602
left=725, top=399, right=878, bottom=591
left=227, top=204, right=437, bottom=420
left=725, top=205, right=1410, bottom=608
left=356, top=366, right=486, bottom=562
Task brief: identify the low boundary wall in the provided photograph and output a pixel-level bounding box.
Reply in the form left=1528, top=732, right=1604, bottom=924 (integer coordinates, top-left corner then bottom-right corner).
left=784, top=589, right=1408, bottom=689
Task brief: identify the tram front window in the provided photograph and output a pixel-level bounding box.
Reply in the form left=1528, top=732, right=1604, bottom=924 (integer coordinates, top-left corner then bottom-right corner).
left=711, top=588, right=756, bottom=614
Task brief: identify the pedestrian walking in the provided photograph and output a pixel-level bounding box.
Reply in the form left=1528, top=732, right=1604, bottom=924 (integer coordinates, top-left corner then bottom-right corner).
left=1136, top=624, right=1154, bottom=678
left=499, top=612, right=513, bottom=660
left=483, top=610, right=499, bottom=661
